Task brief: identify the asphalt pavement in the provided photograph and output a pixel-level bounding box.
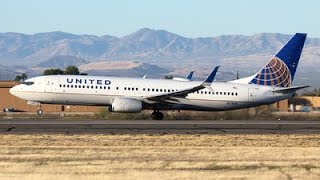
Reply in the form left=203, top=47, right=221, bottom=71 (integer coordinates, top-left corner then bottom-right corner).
left=0, top=119, right=320, bottom=134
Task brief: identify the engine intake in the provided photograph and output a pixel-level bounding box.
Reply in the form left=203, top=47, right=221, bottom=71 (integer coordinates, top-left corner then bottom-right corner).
left=111, top=98, right=142, bottom=113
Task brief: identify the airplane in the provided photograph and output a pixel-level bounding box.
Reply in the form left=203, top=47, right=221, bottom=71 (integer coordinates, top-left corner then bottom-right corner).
left=10, top=33, right=308, bottom=120
left=172, top=71, right=195, bottom=81
left=143, top=71, right=194, bottom=81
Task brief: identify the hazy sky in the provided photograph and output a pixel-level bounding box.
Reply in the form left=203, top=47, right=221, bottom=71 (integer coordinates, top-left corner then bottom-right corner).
left=0, top=0, right=319, bottom=37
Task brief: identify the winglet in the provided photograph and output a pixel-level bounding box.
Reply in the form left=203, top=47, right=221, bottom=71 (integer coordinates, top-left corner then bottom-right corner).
left=204, top=66, right=220, bottom=83
left=186, top=71, right=195, bottom=80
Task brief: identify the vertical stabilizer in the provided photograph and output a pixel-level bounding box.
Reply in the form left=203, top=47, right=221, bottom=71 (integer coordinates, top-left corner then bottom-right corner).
left=248, top=33, right=306, bottom=87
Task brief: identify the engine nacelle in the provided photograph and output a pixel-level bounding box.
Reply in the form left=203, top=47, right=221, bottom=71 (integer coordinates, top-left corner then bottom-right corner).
left=110, top=98, right=142, bottom=113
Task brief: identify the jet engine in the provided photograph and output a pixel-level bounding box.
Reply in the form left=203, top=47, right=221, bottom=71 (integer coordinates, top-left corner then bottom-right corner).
left=110, top=97, right=142, bottom=112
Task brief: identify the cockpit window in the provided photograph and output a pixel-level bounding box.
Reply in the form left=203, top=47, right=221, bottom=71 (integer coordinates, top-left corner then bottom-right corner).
left=22, top=82, right=34, bottom=86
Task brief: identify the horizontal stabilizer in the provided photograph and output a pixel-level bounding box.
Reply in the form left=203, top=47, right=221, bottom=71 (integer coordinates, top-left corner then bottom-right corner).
left=272, top=85, right=309, bottom=94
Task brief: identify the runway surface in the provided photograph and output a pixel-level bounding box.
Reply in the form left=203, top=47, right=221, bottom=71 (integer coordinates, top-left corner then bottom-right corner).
left=1, top=120, right=320, bottom=133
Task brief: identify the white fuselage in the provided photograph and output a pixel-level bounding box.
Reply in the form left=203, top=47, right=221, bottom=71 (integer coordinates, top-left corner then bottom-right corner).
left=10, top=75, right=293, bottom=111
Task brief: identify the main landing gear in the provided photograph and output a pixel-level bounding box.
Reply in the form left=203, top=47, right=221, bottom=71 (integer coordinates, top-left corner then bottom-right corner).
left=151, top=110, right=164, bottom=120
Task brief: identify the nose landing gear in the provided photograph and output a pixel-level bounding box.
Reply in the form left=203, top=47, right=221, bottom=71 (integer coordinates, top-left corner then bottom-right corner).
left=36, top=103, right=43, bottom=115
left=36, top=109, right=43, bottom=115
left=151, top=110, right=164, bottom=120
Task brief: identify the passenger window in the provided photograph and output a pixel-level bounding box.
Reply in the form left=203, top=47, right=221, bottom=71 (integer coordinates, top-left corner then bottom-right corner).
left=22, top=82, right=34, bottom=86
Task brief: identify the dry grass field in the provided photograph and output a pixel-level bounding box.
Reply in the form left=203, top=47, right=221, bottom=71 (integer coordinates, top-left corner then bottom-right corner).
left=0, top=133, right=319, bottom=179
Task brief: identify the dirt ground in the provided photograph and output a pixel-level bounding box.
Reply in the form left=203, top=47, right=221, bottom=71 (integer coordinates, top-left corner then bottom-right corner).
left=0, top=133, right=319, bottom=180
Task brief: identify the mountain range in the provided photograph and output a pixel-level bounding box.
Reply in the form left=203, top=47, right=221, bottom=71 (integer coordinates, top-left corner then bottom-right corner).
left=0, top=28, right=320, bottom=88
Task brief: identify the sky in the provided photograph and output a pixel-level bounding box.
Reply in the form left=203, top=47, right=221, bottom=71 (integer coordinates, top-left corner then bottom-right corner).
left=0, top=0, right=319, bottom=38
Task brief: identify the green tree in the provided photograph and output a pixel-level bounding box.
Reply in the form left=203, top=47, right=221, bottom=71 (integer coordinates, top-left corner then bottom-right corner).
left=14, top=73, right=28, bottom=81
left=20, top=73, right=27, bottom=81
left=14, top=75, right=21, bottom=81
left=43, top=68, right=64, bottom=75
left=64, top=66, right=80, bottom=75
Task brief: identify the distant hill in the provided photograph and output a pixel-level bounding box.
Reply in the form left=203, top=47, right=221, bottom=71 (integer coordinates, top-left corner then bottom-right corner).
left=37, top=55, right=88, bottom=68
left=79, top=61, right=170, bottom=77
left=1, top=29, right=320, bottom=67
left=0, top=29, right=320, bottom=88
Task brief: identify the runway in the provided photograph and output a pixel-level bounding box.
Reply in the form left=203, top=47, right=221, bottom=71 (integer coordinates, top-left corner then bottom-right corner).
left=1, top=120, right=320, bottom=134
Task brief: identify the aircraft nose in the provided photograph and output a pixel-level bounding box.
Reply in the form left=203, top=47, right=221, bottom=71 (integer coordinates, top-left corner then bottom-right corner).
left=9, top=86, right=19, bottom=96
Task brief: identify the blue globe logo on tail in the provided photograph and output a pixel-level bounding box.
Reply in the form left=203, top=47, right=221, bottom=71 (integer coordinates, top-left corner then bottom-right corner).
left=249, top=33, right=307, bottom=88
left=250, top=57, right=291, bottom=87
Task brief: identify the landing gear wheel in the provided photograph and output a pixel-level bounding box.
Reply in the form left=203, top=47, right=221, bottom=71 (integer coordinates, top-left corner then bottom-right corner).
left=36, top=109, right=43, bottom=115
left=151, top=111, right=164, bottom=120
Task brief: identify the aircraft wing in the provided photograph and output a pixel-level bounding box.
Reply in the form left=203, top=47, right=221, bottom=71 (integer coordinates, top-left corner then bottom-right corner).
left=141, top=66, right=219, bottom=103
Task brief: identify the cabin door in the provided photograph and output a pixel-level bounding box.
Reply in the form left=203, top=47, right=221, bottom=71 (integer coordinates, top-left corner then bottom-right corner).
left=248, top=88, right=256, bottom=102
left=44, top=78, right=52, bottom=93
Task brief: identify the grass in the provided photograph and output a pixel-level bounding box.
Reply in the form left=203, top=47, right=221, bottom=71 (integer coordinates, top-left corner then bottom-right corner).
left=0, top=134, right=320, bottom=179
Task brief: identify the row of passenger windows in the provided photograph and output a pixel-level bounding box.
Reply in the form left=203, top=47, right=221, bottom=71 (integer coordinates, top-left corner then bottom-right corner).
left=196, top=91, right=238, bottom=96
left=59, top=84, right=111, bottom=90
left=59, top=84, right=238, bottom=96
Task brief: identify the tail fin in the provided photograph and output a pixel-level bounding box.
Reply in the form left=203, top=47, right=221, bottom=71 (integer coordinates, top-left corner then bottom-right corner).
left=186, top=71, right=194, bottom=80
left=249, top=33, right=307, bottom=87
